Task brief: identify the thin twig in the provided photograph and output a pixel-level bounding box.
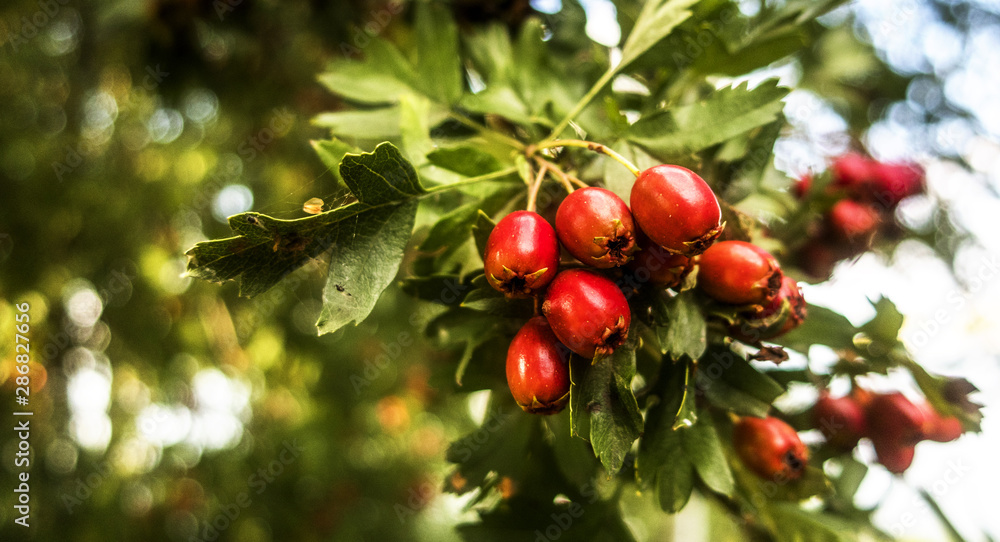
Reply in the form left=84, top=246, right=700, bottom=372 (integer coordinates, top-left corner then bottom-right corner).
left=526, top=163, right=547, bottom=213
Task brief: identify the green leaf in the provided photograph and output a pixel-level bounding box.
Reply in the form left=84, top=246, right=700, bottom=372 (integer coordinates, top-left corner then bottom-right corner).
left=312, top=107, right=403, bottom=140
left=472, top=210, right=496, bottom=261
left=636, top=361, right=693, bottom=512
left=339, top=142, right=425, bottom=205
left=602, top=141, right=659, bottom=203
left=570, top=342, right=643, bottom=474
left=655, top=291, right=707, bottom=361
left=697, top=346, right=783, bottom=416
left=415, top=1, right=462, bottom=104
left=672, top=361, right=698, bottom=430
left=619, top=0, right=700, bottom=69
left=860, top=296, right=904, bottom=345
left=628, top=80, right=789, bottom=158
left=315, top=200, right=417, bottom=334
left=446, top=393, right=536, bottom=490
left=417, top=185, right=519, bottom=269
left=460, top=280, right=534, bottom=319
left=686, top=410, right=735, bottom=497
left=311, top=138, right=358, bottom=187
left=776, top=303, right=858, bottom=352
left=318, top=39, right=419, bottom=105
left=399, top=93, right=435, bottom=164
left=427, top=146, right=505, bottom=177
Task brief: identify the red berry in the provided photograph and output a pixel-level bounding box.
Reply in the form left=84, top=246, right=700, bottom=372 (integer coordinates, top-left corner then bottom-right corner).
left=870, top=162, right=924, bottom=207
left=924, top=415, right=963, bottom=443
left=792, top=173, right=812, bottom=199
left=730, top=276, right=807, bottom=342
left=555, top=187, right=638, bottom=268
left=630, top=165, right=723, bottom=256
left=827, top=199, right=880, bottom=243
left=733, top=416, right=809, bottom=481
left=813, top=392, right=866, bottom=450
left=627, top=231, right=691, bottom=289
left=484, top=211, right=559, bottom=298
left=542, top=269, right=630, bottom=358
left=831, top=153, right=876, bottom=188
left=506, top=317, right=571, bottom=415
left=872, top=439, right=916, bottom=474
left=697, top=241, right=782, bottom=306
left=865, top=393, right=927, bottom=448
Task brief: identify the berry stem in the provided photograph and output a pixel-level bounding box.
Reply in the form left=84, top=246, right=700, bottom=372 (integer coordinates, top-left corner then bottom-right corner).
left=526, top=164, right=547, bottom=213
left=532, top=139, right=641, bottom=178
left=424, top=167, right=520, bottom=194
left=547, top=69, right=616, bottom=140
left=533, top=157, right=580, bottom=192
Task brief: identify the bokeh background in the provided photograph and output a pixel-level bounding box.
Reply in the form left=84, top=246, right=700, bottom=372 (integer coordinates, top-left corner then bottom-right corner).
left=0, top=0, right=998, bottom=540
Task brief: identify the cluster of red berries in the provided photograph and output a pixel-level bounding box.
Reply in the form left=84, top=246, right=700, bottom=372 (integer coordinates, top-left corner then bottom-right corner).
left=795, top=153, right=925, bottom=280
left=813, top=388, right=964, bottom=474
left=492, top=165, right=724, bottom=414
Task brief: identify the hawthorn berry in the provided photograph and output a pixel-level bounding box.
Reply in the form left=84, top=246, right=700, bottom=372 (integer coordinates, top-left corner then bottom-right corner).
left=924, top=414, right=963, bottom=443
left=831, top=153, right=876, bottom=188
left=792, top=173, right=812, bottom=199
left=870, top=162, right=924, bottom=207
left=627, top=231, right=691, bottom=289
left=872, top=439, right=916, bottom=474
left=629, top=165, right=723, bottom=255
left=484, top=211, right=559, bottom=298
left=697, top=241, right=782, bottom=306
left=542, top=269, right=630, bottom=358
left=827, top=199, right=880, bottom=243
left=506, top=317, right=571, bottom=415
left=555, top=187, right=638, bottom=268
left=813, top=392, right=867, bottom=450
left=733, top=416, right=809, bottom=481
left=865, top=392, right=927, bottom=448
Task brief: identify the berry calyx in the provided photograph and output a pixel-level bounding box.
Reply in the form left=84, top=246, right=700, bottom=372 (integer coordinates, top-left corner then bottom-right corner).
left=627, top=231, right=691, bottom=289
left=697, top=241, right=782, bottom=306
left=542, top=269, right=631, bottom=358
left=484, top=211, right=559, bottom=298
left=630, top=165, right=723, bottom=256
left=506, top=317, right=571, bottom=415
left=813, top=392, right=867, bottom=450
left=555, top=187, right=638, bottom=268
left=827, top=199, right=880, bottom=243
left=733, top=416, right=809, bottom=481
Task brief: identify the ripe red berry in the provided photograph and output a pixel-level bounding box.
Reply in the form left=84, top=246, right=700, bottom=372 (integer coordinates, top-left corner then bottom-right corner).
left=730, top=276, right=807, bottom=342
left=630, top=165, right=723, bottom=256
left=627, top=231, right=691, bottom=289
left=865, top=393, right=927, bottom=448
left=872, top=439, right=916, bottom=474
left=924, top=415, right=963, bottom=443
left=870, top=162, right=924, bottom=207
left=555, top=187, right=638, bottom=268
left=733, top=416, right=809, bottom=481
left=813, top=392, right=866, bottom=450
left=484, top=211, right=559, bottom=298
left=506, top=317, right=571, bottom=415
left=792, top=173, right=812, bottom=199
left=542, top=269, right=630, bottom=358
left=831, top=153, right=876, bottom=188
left=827, top=199, right=880, bottom=243
left=697, top=241, right=782, bottom=306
